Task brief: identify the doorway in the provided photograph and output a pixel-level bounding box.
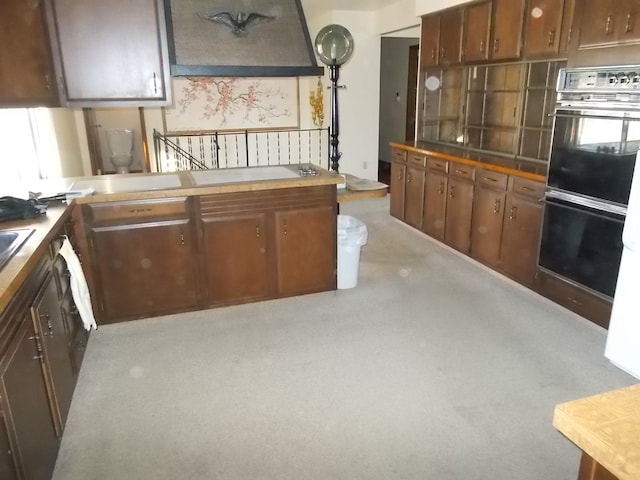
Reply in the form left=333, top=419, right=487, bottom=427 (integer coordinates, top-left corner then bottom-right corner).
left=84, top=107, right=149, bottom=175
left=378, top=35, right=420, bottom=186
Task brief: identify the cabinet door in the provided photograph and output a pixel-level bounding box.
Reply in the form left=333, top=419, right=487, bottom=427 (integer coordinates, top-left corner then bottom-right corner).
left=491, top=0, right=525, bottom=60
left=0, top=416, right=18, bottom=480
left=420, top=14, right=441, bottom=68
left=0, top=0, right=58, bottom=107
left=439, top=9, right=463, bottom=66
left=404, top=165, right=426, bottom=229
left=423, top=171, right=448, bottom=241
left=32, top=273, right=76, bottom=436
left=1, top=319, right=59, bottom=480
left=91, top=220, right=198, bottom=321
left=579, top=0, right=640, bottom=47
left=202, top=213, right=269, bottom=306
left=500, top=195, right=543, bottom=286
left=275, top=205, right=336, bottom=297
left=471, top=187, right=506, bottom=267
left=49, top=0, right=170, bottom=105
left=444, top=178, right=475, bottom=253
left=465, top=1, right=492, bottom=62
left=390, top=161, right=407, bottom=220
left=524, top=0, right=565, bottom=55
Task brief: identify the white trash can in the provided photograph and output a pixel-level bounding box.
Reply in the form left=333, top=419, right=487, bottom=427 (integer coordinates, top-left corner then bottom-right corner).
left=337, top=215, right=368, bottom=289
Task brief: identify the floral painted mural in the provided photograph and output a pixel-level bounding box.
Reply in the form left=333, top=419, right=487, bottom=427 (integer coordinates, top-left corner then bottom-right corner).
left=164, top=77, right=299, bottom=133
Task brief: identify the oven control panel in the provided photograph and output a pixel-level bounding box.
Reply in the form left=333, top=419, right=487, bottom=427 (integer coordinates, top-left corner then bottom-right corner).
left=559, top=66, right=640, bottom=92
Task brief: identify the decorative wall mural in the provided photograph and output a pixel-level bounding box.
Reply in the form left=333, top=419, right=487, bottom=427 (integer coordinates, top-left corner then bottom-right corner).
left=163, top=77, right=299, bottom=133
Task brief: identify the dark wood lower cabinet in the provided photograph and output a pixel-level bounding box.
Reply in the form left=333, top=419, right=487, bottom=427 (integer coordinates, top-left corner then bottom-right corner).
left=444, top=176, right=475, bottom=253
left=0, top=319, right=59, bottom=480
left=423, top=170, right=448, bottom=240
left=31, top=272, right=76, bottom=436
left=471, top=183, right=507, bottom=268
left=201, top=212, right=269, bottom=306
left=84, top=187, right=337, bottom=323
left=275, top=204, right=336, bottom=296
left=390, top=159, right=406, bottom=220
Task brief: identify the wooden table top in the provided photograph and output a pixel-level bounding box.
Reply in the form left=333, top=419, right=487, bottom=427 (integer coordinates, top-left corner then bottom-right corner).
left=553, top=384, right=640, bottom=480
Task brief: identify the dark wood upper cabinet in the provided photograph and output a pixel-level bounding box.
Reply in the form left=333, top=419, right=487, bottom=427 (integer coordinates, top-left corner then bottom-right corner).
left=0, top=0, right=58, bottom=107
left=578, top=0, right=640, bottom=48
left=420, top=8, right=462, bottom=68
left=420, top=14, right=441, bottom=68
left=524, top=0, right=566, bottom=56
left=46, top=0, right=171, bottom=106
left=464, top=0, right=492, bottom=62
left=439, top=9, right=464, bottom=66
left=491, top=0, right=526, bottom=60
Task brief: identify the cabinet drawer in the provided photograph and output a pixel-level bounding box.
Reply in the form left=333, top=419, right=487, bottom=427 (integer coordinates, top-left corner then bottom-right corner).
left=509, top=177, right=545, bottom=199
left=391, top=148, right=407, bottom=162
left=87, top=197, right=189, bottom=223
left=449, top=162, right=475, bottom=181
left=477, top=170, right=508, bottom=190
left=427, top=157, right=448, bottom=173
left=407, top=153, right=427, bottom=167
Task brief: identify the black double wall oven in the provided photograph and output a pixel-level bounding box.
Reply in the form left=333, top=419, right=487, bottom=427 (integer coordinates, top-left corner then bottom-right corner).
left=539, top=66, right=640, bottom=299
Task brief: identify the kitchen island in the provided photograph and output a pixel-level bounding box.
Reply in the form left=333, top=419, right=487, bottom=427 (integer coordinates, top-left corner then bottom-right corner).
left=553, top=384, right=640, bottom=480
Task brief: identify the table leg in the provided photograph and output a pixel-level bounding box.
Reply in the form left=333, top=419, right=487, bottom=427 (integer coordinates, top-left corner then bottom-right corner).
left=577, top=451, right=618, bottom=480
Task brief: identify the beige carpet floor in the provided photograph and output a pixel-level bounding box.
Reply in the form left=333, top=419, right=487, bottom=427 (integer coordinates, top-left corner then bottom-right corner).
left=53, top=197, right=635, bottom=480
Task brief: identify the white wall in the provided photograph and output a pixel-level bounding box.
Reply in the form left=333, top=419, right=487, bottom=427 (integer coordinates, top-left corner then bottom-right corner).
left=415, top=0, right=469, bottom=16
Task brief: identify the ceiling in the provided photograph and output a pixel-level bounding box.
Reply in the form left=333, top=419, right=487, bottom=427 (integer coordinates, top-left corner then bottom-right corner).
left=301, top=0, right=401, bottom=16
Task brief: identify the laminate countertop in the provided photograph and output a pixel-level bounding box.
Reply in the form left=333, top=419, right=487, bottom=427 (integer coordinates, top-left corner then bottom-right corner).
left=553, top=384, right=640, bottom=479
left=390, top=141, right=547, bottom=182
left=0, top=165, right=346, bottom=314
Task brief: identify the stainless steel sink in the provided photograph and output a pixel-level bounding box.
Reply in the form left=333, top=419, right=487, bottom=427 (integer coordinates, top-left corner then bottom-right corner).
left=0, top=228, right=35, bottom=271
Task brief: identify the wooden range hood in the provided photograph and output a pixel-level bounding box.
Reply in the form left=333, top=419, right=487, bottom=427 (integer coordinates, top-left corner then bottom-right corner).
left=164, top=0, right=324, bottom=77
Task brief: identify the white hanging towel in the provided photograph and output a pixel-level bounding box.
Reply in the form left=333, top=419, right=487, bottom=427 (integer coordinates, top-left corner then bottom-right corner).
left=59, top=238, right=98, bottom=331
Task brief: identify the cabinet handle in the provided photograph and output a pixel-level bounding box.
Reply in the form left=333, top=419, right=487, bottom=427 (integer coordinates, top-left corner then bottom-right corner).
left=256, top=225, right=260, bottom=238
left=283, top=220, right=287, bottom=236
left=626, top=13, right=635, bottom=33
left=484, top=177, right=497, bottom=182
left=520, top=185, right=534, bottom=192
left=455, top=169, right=466, bottom=175
left=440, top=47, right=446, bottom=59
left=509, top=205, right=517, bottom=221
left=180, top=233, right=185, bottom=245
left=548, top=29, right=556, bottom=46
left=493, top=199, right=501, bottom=214
left=40, top=313, right=53, bottom=338
left=493, top=38, right=500, bottom=53
left=605, top=15, right=613, bottom=35
left=397, top=171, right=403, bottom=180
left=407, top=172, right=412, bottom=183
left=431, top=47, right=437, bottom=60
left=449, top=185, right=456, bottom=198
left=152, top=72, right=158, bottom=94
left=480, top=40, right=485, bottom=53
left=28, top=334, right=44, bottom=362
left=438, top=181, right=445, bottom=195
left=44, top=73, right=51, bottom=90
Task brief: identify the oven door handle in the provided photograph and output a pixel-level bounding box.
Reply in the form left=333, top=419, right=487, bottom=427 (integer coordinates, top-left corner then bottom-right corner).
left=544, top=192, right=627, bottom=221
left=549, top=111, right=637, bottom=121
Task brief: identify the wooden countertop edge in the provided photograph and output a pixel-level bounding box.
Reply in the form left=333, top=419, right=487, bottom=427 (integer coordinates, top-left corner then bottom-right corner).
left=553, top=392, right=640, bottom=480
left=0, top=206, right=70, bottom=314
left=389, top=142, right=546, bottom=183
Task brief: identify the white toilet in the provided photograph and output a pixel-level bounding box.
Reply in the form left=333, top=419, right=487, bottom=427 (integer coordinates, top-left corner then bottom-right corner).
left=106, top=128, right=134, bottom=174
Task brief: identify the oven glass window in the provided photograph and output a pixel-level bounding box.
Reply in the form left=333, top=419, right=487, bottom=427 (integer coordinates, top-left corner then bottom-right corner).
left=548, top=110, right=639, bottom=205
left=539, top=199, right=624, bottom=298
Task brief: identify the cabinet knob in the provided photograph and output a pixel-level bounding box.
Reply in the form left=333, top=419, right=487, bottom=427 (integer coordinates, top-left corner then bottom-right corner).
left=406, top=172, right=412, bottom=183
left=479, top=40, right=486, bottom=53
left=449, top=185, right=455, bottom=198
left=431, top=47, right=437, bottom=60
left=493, top=199, right=501, bottom=214
left=493, top=38, right=500, bottom=53
left=256, top=226, right=260, bottom=238
left=180, top=233, right=185, bottom=245
left=283, top=220, right=287, bottom=236
left=440, top=47, right=446, bottom=59
left=509, top=205, right=518, bottom=221
left=547, top=29, right=556, bottom=46
left=438, top=182, right=445, bottom=195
